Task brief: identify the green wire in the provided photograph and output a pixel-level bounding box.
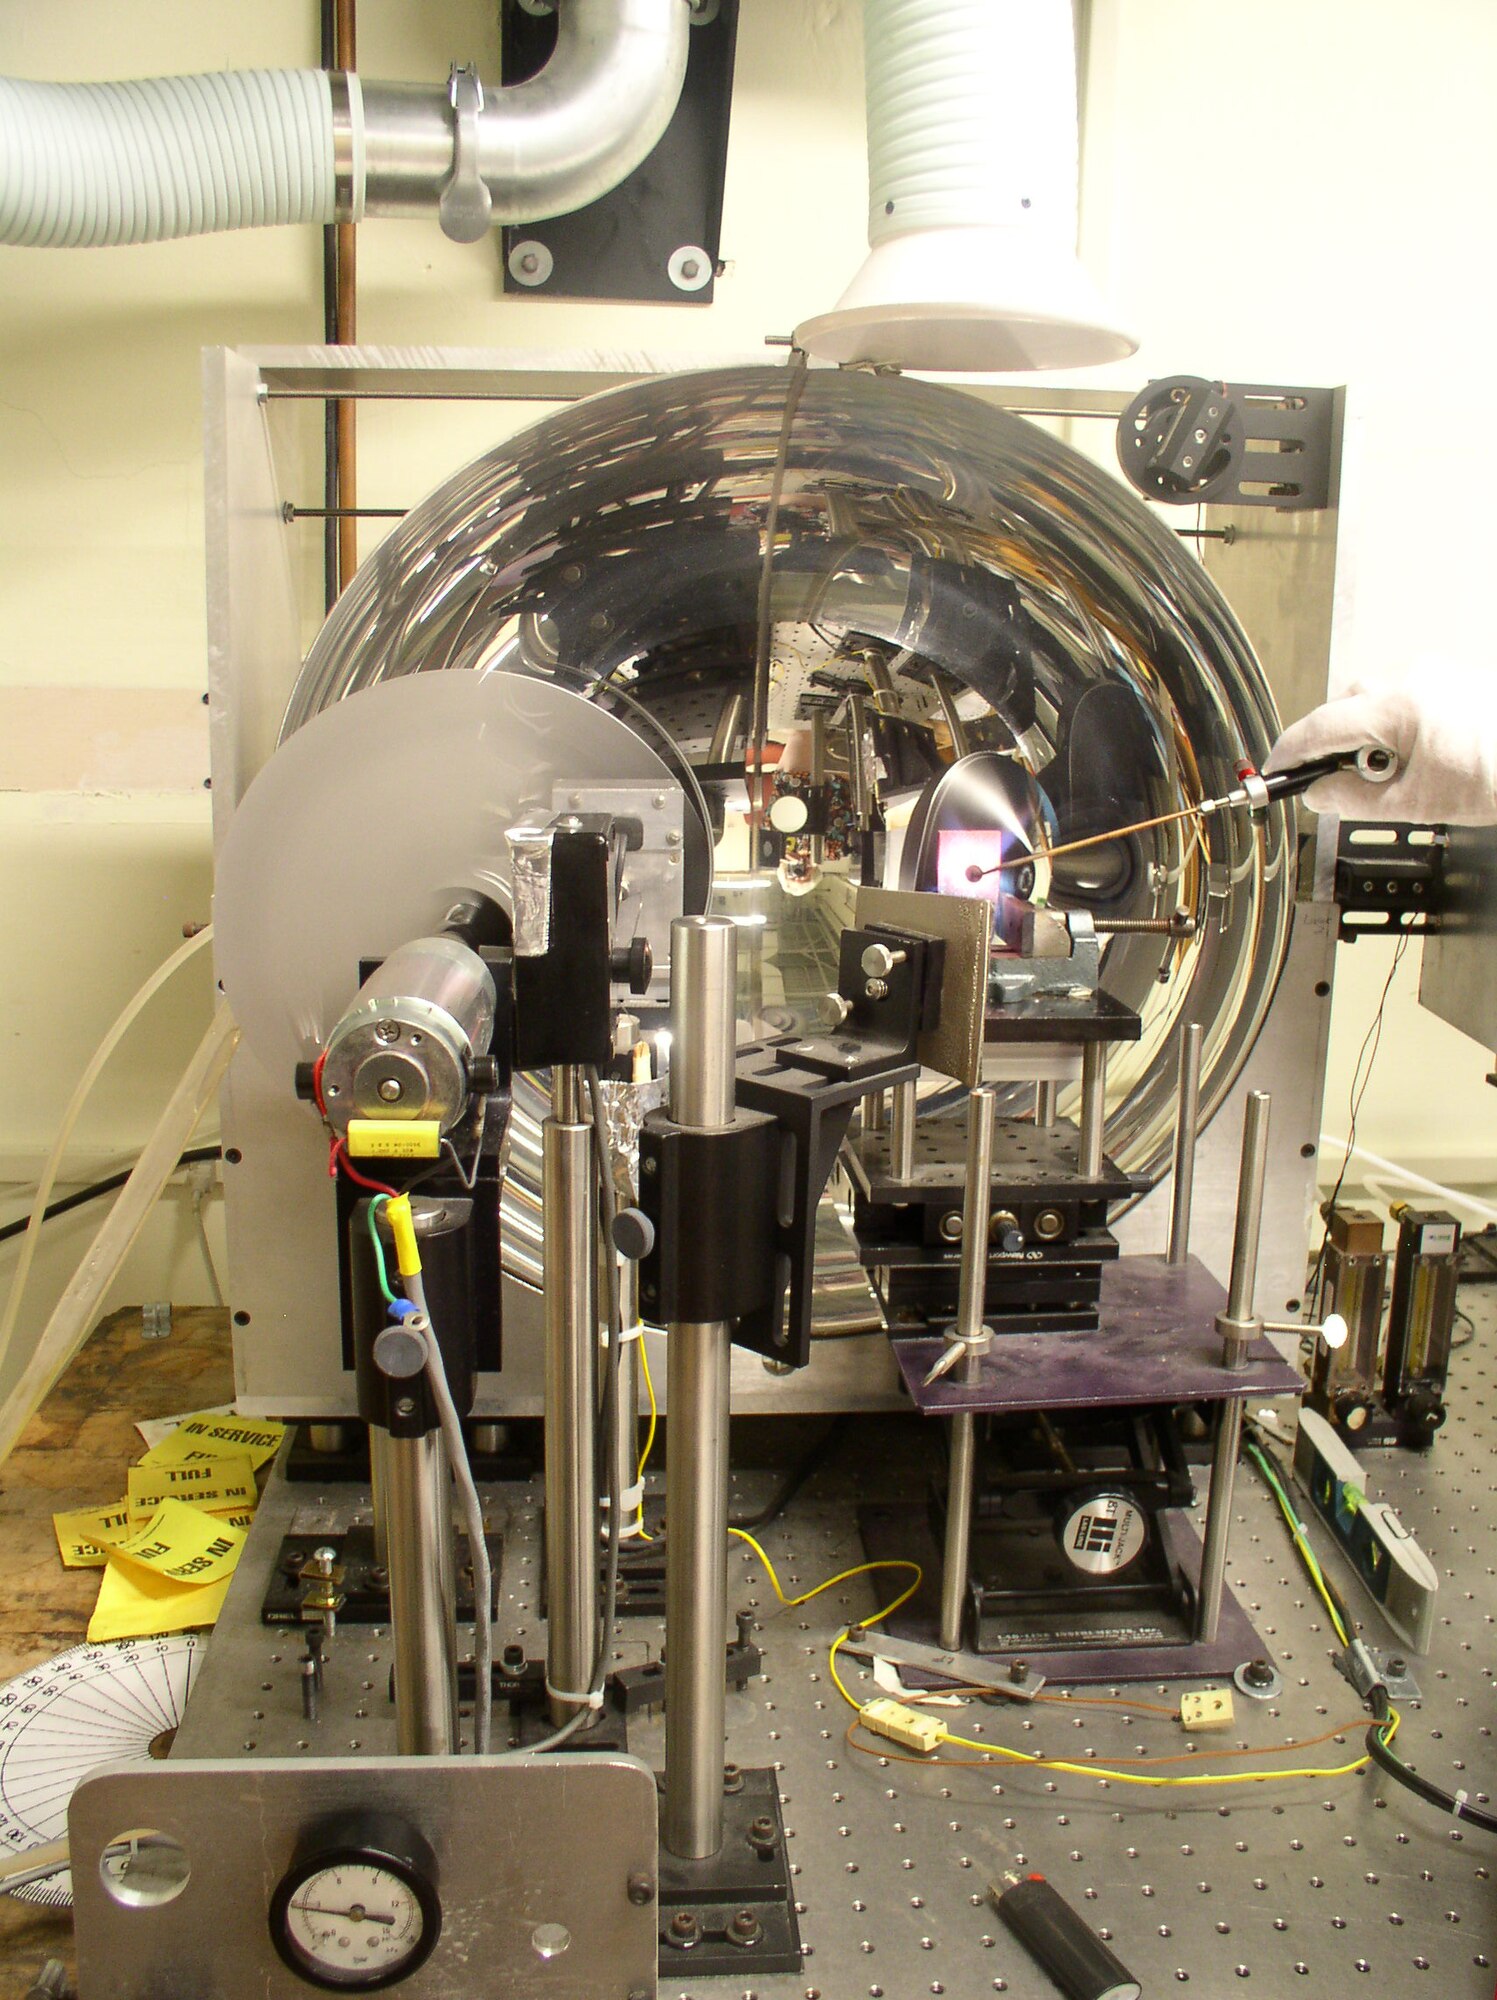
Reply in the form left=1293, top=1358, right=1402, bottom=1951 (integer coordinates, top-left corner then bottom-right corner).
left=1245, top=1436, right=1351, bottom=1645
left=366, top=1193, right=396, bottom=1305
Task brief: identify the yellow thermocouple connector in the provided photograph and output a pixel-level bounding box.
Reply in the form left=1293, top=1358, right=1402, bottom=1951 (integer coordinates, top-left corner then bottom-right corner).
left=859, top=1697, right=946, bottom=1756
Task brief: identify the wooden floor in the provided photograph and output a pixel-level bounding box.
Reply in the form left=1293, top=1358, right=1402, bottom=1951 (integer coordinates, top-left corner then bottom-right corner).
left=0, top=1306, right=232, bottom=1993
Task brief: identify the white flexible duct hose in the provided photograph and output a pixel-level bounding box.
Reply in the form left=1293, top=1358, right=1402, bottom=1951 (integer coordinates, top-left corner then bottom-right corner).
left=0, top=71, right=336, bottom=247
left=796, top=0, right=1135, bottom=370
left=0, top=1006, right=239, bottom=1471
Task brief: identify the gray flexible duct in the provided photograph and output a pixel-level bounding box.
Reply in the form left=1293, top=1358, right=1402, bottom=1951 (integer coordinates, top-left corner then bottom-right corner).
left=0, top=0, right=687, bottom=250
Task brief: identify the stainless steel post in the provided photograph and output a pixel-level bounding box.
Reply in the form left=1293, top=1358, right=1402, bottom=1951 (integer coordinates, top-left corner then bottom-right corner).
left=1194, top=1397, right=1244, bottom=1644
left=864, top=1087, right=887, bottom=1134
left=544, top=1069, right=597, bottom=1727
left=1222, top=1090, right=1272, bottom=1364
left=891, top=1077, right=917, bottom=1180
left=1196, top=1089, right=1272, bottom=1641
left=1035, top=1079, right=1058, bottom=1129
left=938, top=1086, right=996, bottom=1653
left=607, top=1255, right=644, bottom=1539
left=369, top=1425, right=391, bottom=1571
left=1079, top=1042, right=1107, bottom=1178
left=663, top=915, right=737, bottom=1861
left=384, top=1429, right=458, bottom=1754
left=1167, top=1024, right=1204, bottom=1267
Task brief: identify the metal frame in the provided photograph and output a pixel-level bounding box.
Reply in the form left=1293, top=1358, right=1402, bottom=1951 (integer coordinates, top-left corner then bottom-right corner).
left=205, top=346, right=1342, bottom=1417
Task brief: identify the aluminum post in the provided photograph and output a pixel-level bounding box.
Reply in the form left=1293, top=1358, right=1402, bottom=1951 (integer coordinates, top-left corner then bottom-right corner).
left=384, top=1428, right=459, bottom=1754
left=1167, top=1024, right=1204, bottom=1267
left=1079, top=1042, right=1107, bottom=1179
left=663, top=915, right=738, bottom=1861
left=543, top=1071, right=598, bottom=1726
left=890, top=1078, right=917, bottom=1181
left=1035, top=1078, right=1059, bottom=1129
left=938, top=1086, right=996, bottom=1652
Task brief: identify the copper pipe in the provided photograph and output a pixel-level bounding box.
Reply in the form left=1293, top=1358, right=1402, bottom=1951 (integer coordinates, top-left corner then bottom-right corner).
left=334, top=0, right=358, bottom=595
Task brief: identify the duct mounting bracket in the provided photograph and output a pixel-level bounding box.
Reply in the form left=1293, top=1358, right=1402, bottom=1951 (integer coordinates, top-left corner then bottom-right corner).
left=440, top=64, right=493, bottom=244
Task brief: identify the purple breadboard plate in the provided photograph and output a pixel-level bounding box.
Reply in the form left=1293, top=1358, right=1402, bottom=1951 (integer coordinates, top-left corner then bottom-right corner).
left=894, top=1254, right=1304, bottom=1415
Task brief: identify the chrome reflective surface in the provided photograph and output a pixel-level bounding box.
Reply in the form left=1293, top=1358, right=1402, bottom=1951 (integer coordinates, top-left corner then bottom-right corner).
left=285, top=365, right=1292, bottom=1184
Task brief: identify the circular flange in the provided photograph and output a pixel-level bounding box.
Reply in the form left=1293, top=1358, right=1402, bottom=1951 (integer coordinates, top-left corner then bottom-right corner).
left=215, top=671, right=696, bottom=1090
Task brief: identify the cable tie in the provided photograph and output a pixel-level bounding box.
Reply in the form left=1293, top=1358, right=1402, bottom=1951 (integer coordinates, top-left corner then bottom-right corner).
left=606, top=1320, right=646, bottom=1347
left=1453, top=1788, right=1469, bottom=1818
left=543, top=1678, right=605, bottom=1711
left=601, top=1480, right=645, bottom=1512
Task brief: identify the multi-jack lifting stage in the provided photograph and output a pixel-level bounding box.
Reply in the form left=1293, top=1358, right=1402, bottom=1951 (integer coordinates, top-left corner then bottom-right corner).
left=36, top=354, right=1494, bottom=1996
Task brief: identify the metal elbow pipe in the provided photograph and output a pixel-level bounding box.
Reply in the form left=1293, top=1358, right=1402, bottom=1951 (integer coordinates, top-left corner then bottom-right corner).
left=360, top=0, right=689, bottom=228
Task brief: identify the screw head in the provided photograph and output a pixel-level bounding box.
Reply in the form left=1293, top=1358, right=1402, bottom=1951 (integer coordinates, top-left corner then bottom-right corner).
left=626, top=1871, right=653, bottom=1906
left=1243, top=1657, right=1275, bottom=1688
left=377, top=1077, right=403, bottom=1102
left=374, top=1019, right=401, bottom=1044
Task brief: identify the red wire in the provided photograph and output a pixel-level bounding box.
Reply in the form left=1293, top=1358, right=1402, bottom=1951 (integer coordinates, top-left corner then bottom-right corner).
left=311, top=1048, right=329, bottom=1117
left=330, top=1137, right=400, bottom=1200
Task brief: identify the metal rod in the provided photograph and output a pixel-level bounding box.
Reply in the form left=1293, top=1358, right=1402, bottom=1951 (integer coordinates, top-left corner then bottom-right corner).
left=1223, top=1090, right=1272, bottom=1358
left=707, top=689, right=746, bottom=765
left=608, top=1255, right=644, bottom=1538
left=368, top=1424, right=390, bottom=1571
left=284, top=504, right=408, bottom=520
left=1167, top=1023, right=1204, bottom=1267
left=384, top=1428, right=458, bottom=1754
left=543, top=1085, right=597, bottom=1727
left=1079, top=1042, right=1107, bottom=1179
left=863, top=1086, right=887, bottom=1134
left=663, top=915, right=737, bottom=1861
left=847, top=693, right=871, bottom=828
left=808, top=709, right=827, bottom=867
left=938, top=1086, right=997, bottom=1652
left=1194, top=1397, right=1244, bottom=1643
left=890, top=1078, right=917, bottom=1180
left=955, top=1086, right=997, bottom=1342
left=1035, top=1079, right=1058, bottom=1129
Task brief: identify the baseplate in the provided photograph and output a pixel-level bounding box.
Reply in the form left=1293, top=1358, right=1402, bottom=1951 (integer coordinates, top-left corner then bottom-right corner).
left=168, top=1284, right=1497, bottom=1997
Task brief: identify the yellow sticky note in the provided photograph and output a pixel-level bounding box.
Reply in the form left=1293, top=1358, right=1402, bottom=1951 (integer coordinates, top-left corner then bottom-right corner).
left=140, top=1413, right=286, bottom=1471
left=107, top=1497, right=248, bottom=1587
left=128, top=1452, right=257, bottom=1523
left=52, top=1500, right=131, bottom=1570
left=87, top=1557, right=230, bottom=1643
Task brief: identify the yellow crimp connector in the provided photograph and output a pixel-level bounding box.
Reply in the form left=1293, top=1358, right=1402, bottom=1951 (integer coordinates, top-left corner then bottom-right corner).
left=859, top=1697, right=946, bottom=1756
left=346, top=1118, right=440, bottom=1160
left=383, top=1194, right=423, bottom=1279
left=1179, top=1687, right=1235, bottom=1733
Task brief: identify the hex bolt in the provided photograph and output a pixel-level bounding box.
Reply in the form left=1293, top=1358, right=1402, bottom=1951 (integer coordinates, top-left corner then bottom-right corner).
left=1009, top=1658, right=1029, bottom=1684
left=1386, top=1655, right=1407, bottom=1677
left=864, top=976, right=889, bottom=1001
left=723, top=1762, right=745, bottom=1794
left=1243, top=1657, right=1275, bottom=1688
left=728, top=1907, right=762, bottom=1946
left=626, top=1872, right=653, bottom=1906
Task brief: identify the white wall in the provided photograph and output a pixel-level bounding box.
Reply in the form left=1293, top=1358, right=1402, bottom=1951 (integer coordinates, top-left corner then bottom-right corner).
left=1, top=0, right=1493, bottom=1388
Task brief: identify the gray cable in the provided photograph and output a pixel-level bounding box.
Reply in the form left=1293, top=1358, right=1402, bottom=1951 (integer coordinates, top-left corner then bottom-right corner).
left=401, top=1271, right=493, bottom=1756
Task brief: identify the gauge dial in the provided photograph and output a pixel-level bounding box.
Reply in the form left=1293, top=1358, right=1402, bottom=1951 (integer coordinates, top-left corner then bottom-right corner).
left=270, top=1815, right=440, bottom=1992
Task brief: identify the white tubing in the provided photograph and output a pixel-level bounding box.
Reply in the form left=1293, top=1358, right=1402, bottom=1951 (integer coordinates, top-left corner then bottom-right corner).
left=0, top=926, right=215, bottom=1382
left=864, top=0, right=1079, bottom=243
left=0, top=1007, right=239, bottom=1471
left=1321, top=1137, right=1497, bottom=1226
left=0, top=71, right=335, bottom=247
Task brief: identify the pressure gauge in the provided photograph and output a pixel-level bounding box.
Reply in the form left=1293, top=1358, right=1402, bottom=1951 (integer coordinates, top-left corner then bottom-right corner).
left=269, top=1812, right=441, bottom=1991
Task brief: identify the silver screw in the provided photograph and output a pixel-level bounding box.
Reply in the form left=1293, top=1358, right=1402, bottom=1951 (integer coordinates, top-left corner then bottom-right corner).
left=374, top=1019, right=401, bottom=1044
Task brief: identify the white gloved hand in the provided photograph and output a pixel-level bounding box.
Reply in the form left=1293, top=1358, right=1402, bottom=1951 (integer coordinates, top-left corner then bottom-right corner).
left=1266, top=659, right=1497, bottom=825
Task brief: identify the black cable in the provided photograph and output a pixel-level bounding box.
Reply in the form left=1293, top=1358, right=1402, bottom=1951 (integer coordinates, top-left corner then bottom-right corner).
left=730, top=1415, right=848, bottom=1532
left=1366, top=1687, right=1497, bottom=1835
left=0, top=1147, right=222, bottom=1246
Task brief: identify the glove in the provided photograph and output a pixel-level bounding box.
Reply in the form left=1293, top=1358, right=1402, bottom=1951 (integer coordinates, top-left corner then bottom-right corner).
left=1266, top=660, right=1497, bottom=825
